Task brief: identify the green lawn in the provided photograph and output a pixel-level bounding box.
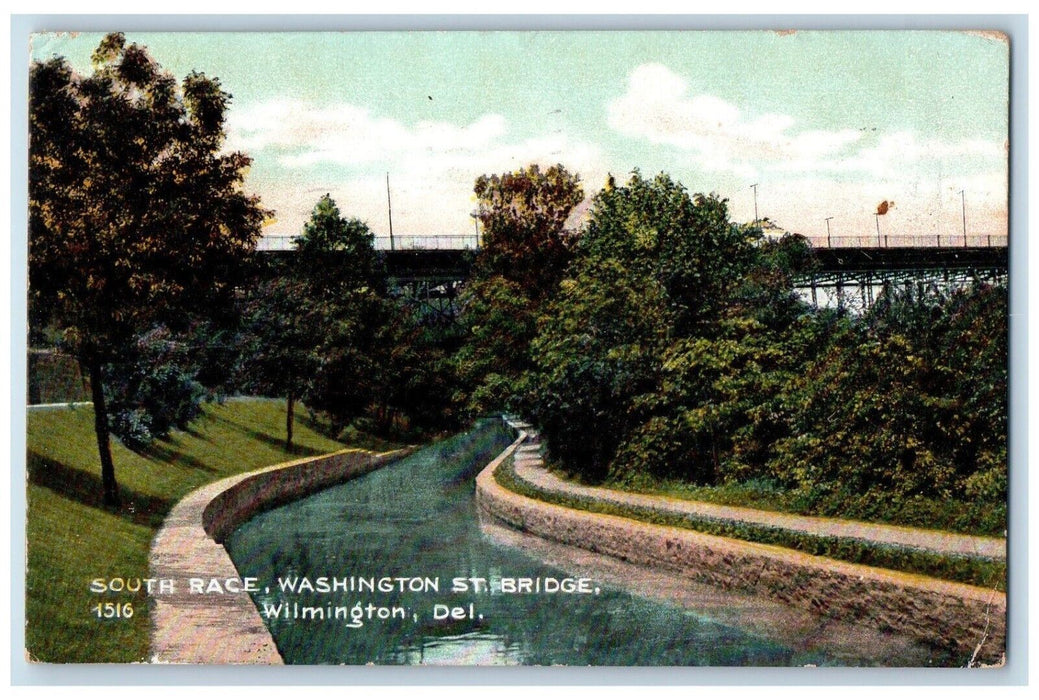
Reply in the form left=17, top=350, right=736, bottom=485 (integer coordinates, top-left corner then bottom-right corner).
left=25, top=399, right=395, bottom=663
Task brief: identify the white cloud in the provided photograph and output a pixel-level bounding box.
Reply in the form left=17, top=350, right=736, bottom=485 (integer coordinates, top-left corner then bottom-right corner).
left=610, top=63, right=1007, bottom=239
left=230, top=99, right=607, bottom=238
left=607, top=63, right=862, bottom=175
left=227, top=99, right=510, bottom=168
left=608, top=64, right=1005, bottom=183
left=831, top=130, right=1005, bottom=179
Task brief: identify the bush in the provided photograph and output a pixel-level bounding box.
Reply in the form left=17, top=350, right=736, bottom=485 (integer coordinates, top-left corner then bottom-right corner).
left=104, top=326, right=207, bottom=447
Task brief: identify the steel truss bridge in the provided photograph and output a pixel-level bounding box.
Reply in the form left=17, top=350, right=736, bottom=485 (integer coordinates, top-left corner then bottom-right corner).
left=259, top=232, right=1008, bottom=315
left=795, top=237, right=1008, bottom=308
left=384, top=248, right=473, bottom=324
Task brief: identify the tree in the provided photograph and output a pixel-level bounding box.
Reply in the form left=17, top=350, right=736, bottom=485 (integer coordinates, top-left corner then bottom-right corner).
left=246, top=195, right=388, bottom=436
left=29, top=33, right=267, bottom=505
left=527, top=171, right=777, bottom=481
left=238, top=195, right=386, bottom=448
left=293, top=195, right=385, bottom=298
left=238, top=274, right=320, bottom=449
left=769, top=281, right=1008, bottom=505
left=455, top=164, right=583, bottom=415
left=575, top=171, right=761, bottom=334
left=103, top=325, right=208, bottom=450
left=529, top=257, right=672, bottom=479
left=296, top=195, right=387, bottom=429
left=473, top=163, right=584, bottom=300
left=452, top=275, right=539, bottom=415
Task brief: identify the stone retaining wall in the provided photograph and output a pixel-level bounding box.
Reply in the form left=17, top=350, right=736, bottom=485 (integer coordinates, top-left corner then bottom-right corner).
left=475, top=425, right=1006, bottom=666
left=202, top=448, right=414, bottom=543
left=150, top=446, right=413, bottom=664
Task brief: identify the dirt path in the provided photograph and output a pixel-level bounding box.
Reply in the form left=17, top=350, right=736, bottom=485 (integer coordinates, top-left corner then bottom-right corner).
left=508, top=426, right=1004, bottom=561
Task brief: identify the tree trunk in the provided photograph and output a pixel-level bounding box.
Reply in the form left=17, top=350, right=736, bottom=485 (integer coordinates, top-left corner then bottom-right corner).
left=87, top=358, right=120, bottom=507
left=286, top=386, right=295, bottom=450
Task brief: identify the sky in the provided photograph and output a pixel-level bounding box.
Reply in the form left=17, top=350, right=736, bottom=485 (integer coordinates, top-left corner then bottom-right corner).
left=29, top=30, right=1009, bottom=247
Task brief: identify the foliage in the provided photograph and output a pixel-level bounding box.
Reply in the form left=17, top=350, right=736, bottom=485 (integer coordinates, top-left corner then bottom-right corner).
left=30, top=33, right=265, bottom=345
left=611, top=318, right=789, bottom=485
left=452, top=275, right=539, bottom=415
left=523, top=169, right=1005, bottom=532
left=527, top=172, right=769, bottom=480
left=358, top=306, right=463, bottom=438
left=293, top=194, right=386, bottom=297
left=237, top=194, right=391, bottom=444
left=453, top=164, right=584, bottom=417
left=303, top=288, right=391, bottom=428
left=528, top=258, right=672, bottom=480
left=769, top=282, right=1008, bottom=506
left=236, top=274, right=319, bottom=446
left=29, top=33, right=266, bottom=504
left=574, top=172, right=761, bottom=334
left=473, top=163, right=584, bottom=301
left=293, top=195, right=388, bottom=429
left=238, top=193, right=459, bottom=442
left=103, top=327, right=207, bottom=448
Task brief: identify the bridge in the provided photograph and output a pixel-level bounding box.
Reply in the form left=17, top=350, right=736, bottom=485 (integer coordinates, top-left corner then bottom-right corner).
left=794, top=235, right=1008, bottom=308
left=258, top=231, right=1008, bottom=313
left=258, top=233, right=477, bottom=323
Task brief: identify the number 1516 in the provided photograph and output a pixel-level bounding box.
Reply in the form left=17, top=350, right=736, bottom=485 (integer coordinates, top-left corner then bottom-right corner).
left=93, top=602, right=134, bottom=619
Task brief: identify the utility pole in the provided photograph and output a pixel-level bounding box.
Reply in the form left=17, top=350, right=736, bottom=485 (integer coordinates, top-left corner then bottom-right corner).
left=875, top=213, right=881, bottom=247
left=750, top=183, right=759, bottom=223
left=960, top=189, right=967, bottom=247
left=386, top=172, right=395, bottom=251
left=825, top=216, right=833, bottom=247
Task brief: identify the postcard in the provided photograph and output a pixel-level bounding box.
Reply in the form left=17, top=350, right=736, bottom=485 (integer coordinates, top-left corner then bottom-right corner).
left=23, top=28, right=1009, bottom=669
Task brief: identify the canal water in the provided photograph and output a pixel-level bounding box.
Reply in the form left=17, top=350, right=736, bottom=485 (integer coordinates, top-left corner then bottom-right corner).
left=224, top=420, right=947, bottom=666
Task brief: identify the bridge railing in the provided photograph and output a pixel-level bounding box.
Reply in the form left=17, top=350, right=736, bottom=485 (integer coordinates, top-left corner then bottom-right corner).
left=263, top=231, right=1008, bottom=253
left=801, top=234, right=1008, bottom=249
left=257, top=233, right=481, bottom=252
left=255, top=235, right=298, bottom=252
left=373, top=234, right=480, bottom=251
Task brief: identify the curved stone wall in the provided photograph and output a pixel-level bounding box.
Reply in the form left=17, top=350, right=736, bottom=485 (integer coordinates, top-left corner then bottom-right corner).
left=475, top=423, right=1006, bottom=665
left=149, top=447, right=413, bottom=664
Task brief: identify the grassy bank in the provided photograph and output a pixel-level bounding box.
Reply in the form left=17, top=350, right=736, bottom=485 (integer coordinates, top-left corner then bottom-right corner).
left=496, top=458, right=1005, bottom=589
left=591, top=475, right=1007, bottom=538
left=25, top=399, right=398, bottom=663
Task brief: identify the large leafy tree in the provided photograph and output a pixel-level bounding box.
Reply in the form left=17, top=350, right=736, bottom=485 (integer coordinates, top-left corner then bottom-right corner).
left=240, top=195, right=388, bottom=438
left=770, top=282, right=1008, bottom=504
left=528, top=172, right=777, bottom=480
left=295, top=195, right=387, bottom=428
left=575, top=172, right=761, bottom=334
left=455, top=163, right=583, bottom=415
left=29, top=34, right=267, bottom=505
left=473, top=163, right=584, bottom=300
left=530, top=258, right=672, bottom=479
left=293, top=194, right=385, bottom=297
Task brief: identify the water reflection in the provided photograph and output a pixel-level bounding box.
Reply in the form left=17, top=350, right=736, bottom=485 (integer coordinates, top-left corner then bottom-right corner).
left=225, top=421, right=948, bottom=666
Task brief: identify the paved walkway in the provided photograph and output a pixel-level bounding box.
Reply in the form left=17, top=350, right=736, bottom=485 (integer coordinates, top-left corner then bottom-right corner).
left=507, top=425, right=1005, bottom=562
left=151, top=447, right=412, bottom=664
